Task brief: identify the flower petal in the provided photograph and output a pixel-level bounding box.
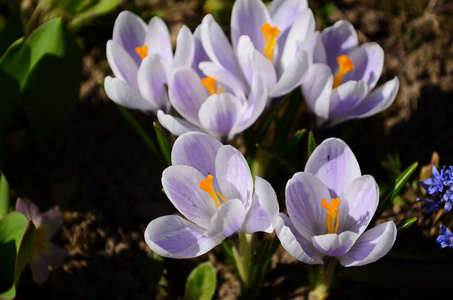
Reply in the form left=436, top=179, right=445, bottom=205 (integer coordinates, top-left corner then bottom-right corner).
left=30, top=255, right=50, bottom=285
left=321, top=20, right=358, bottom=72
left=306, top=31, right=327, bottom=64
left=343, top=42, right=384, bottom=90
left=237, top=74, right=267, bottom=132
left=16, top=198, right=41, bottom=224
left=39, top=206, right=64, bottom=238
left=274, top=213, right=324, bottom=264
left=162, top=165, right=217, bottom=227
left=104, top=76, right=156, bottom=111
left=112, top=11, right=147, bottom=67
left=338, top=175, right=379, bottom=235
left=205, top=198, right=246, bottom=238
left=338, top=221, right=397, bottom=267
left=198, top=93, right=242, bottom=141
left=305, top=138, right=361, bottom=197
left=157, top=110, right=200, bottom=137
left=169, top=67, right=208, bottom=126
left=286, top=172, right=331, bottom=239
left=192, top=26, right=211, bottom=77
left=171, top=132, right=223, bottom=179
left=145, top=215, right=221, bottom=258
left=231, top=0, right=271, bottom=51
left=215, top=145, right=253, bottom=207
left=144, top=17, right=173, bottom=65
left=173, top=25, right=195, bottom=69
left=106, top=40, right=139, bottom=90
left=269, top=0, right=308, bottom=33
left=311, top=231, right=359, bottom=257
left=254, top=176, right=280, bottom=219
left=137, top=54, right=171, bottom=112
left=239, top=192, right=273, bottom=233
left=198, top=61, right=249, bottom=95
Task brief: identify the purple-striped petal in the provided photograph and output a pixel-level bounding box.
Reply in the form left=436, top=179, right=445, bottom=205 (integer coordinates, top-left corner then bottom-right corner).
left=205, top=198, right=245, bottom=238
left=237, top=74, right=267, bottom=131
left=162, top=165, right=217, bottom=227
left=192, top=26, right=211, bottom=77
left=198, top=93, right=242, bottom=141
left=157, top=111, right=200, bottom=136
left=144, top=17, right=173, bottom=65
left=338, top=221, right=397, bottom=266
left=274, top=213, right=324, bottom=264
left=145, top=215, right=221, bottom=258
left=306, top=31, right=327, bottom=64
left=269, top=0, right=308, bottom=34
left=254, top=176, right=280, bottom=220
left=305, top=138, right=361, bottom=197
left=39, top=206, right=64, bottom=239
left=338, top=175, right=379, bottom=235
left=171, top=131, right=222, bottom=178
left=286, top=172, right=331, bottom=239
left=173, top=25, right=195, bottom=69
left=112, top=11, right=147, bottom=67
left=16, top=198, right=41, bottom=223
left=137, top=54, right=171, bottom=112
left=327, top=80, right=368, bottom=126
left=231, top=0, right=271, bottom=51
left=106, top=40, right=139, bottom=90
left=239, top=192, right=273, bottom=233
left=321, top=21, right=358, bottom=72
left=198, top=61, right=249, bottom=95
left=311, top=231, right=359, bottom=257
left=105, top=76, right=155, bottom=111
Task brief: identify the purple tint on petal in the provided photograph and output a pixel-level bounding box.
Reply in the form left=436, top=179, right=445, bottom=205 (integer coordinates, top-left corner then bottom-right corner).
left=286, top=172, right=331, bottom=239
left=338, top=175, right=379, bottom=235
left=198, top=93, right=242, bottom=141
left=215, top=145, right=253, bottom=207
left=301, top=63, right=332, bottom=122
left=269, top=0, right=308, bottom=33
left=173, top=25, right=195, bottom=69
left=157, top=111, right=200, bottom=137
left=16, top=198, right=41, bottom=224
left=162, top=165, right=217, bottom=228
left=305, top=138, right=361, bottom=197
left=328, top=80, right=368, bottom=122
left=39, top=206, right=64, bottom=238
left=231, top=0, right=271, bottom=52
left=306, top=31, right=327, bottom=64
left=237, top=75, right=267, bottom=132
left=311, top=231, right=359, bottom=257
left=39, top=243, right=67, bottom=266
left=199, top=61, right=249, bottom=95
left=254, top=176, right=280, bottom=219
left=192, top=26, right=211, bottom=77
left=321, top=21, right=358, bottom=72
left=144, top=17, right=173, bottom=65
left=240, top=193, right=273, bottom=233
left=104, top=77, right=155, bottom=111
left=112, top=11, right=147, bottom=67
left=145, top=215, right=221, bottom=258
left=343, top=43, right=384, bottom=90
left=275, top=213, right=324, bottom=264
left=106, top=40, right=139, bottom=90
left=30, top=255, right=50, bottom=285
left=171, top=132, right=222, bottom=178
left=205, top=199, right=245, bottom=238
left=138, top=55, right=170, bottom=112
left=339, top=221, right=397, bottom=267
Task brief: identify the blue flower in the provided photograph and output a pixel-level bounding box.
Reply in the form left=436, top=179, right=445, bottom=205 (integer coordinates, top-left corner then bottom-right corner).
left=443, top=166, right=453, bottom=187
left=422, top=165, right=447, bottom=196
left=436, top=225, right=453, bottom=249
left=442, top=187, right=453, bottom=212
left=417, top=198, right=440, bottom=213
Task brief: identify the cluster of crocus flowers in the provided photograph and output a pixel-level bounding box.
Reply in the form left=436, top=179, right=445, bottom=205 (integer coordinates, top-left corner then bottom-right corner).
left=145, top=132, right=273, bottom=258
left=15, top=198, right=67, bottom=285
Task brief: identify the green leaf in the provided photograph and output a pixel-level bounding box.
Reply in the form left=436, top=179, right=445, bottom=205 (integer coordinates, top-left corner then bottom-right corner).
left=0, top=37, right=30, bottom=88
left=397, top=217, right=417, bottom=234
left=286, top=129, right=307, bottom=152
left=153, top=122, right=171, bottom=167
left=69, top=0, right=121, bottom=32
left=184, top=262, right=217, bottom=300
left=0, top=172, right=10, bottom=218
left=370, top=162, right=418, bottom=226
left=307, top=131, right=317, bottom=158
left=0, top=14, right=24, bottom=57
left=0, top=212, right=36, bottom=299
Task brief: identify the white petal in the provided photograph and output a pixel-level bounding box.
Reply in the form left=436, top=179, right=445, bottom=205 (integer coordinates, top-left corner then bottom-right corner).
left=104, top=76, right=155, bottom=111
left=237, top=74, right=267, bottom=132
left=204, top=199, right=246, bottom=239
left=144, top=17, right=173, bottom=65
left=157, top=110, right=200, bottom=137
left=311, top=231, right=359, bottom=257
left=106, top=40, right=139, bottom=90
left=173, top=25, right=195, bottom=69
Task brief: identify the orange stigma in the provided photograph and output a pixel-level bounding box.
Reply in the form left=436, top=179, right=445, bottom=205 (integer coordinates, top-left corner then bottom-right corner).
left=333, top=55, right=355, bottom=88
left=321, top=198, right=341, bottom=234
left=135, top=45, right=148, bottom=60
left=201, top=77, right=224, bottom=95
left=199, top=174, right=226, bottom=208
left=260, top=23, right=280, bottom=62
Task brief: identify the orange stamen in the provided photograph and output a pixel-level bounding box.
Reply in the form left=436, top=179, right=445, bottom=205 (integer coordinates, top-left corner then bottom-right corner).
left=199, top=174, right=225, bottom=208
left=321, top=198, right=341, bottom=234
left=201, top=77, right=224, bottom=95
left=260, top=23, right=281, bottom=62
left=332, top=55, right=355, bottom=89
left=135, top=45, right=148, bottom=60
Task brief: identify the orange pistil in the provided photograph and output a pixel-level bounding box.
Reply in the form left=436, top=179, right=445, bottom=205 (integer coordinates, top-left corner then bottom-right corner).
left=32, top=227, right=48, bottom=258
left=321, top=198, right=341, bottom=234
left=199, top=174, right=226, bottom=208
left=135, top=45, right=148, bottom=60
left=332, top=55, right=355, bottom=89
left=260, top=23, right=281, bottom=62
left=201, top=77, right=224, bottom=95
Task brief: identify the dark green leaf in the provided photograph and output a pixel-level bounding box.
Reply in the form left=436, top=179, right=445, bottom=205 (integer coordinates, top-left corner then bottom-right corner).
left=0, top=14, right=24, bottom=57
left=69, top=0, right=121, bottom=32
left=0, top=172, right=10, bottom=218
left=185, top=262, right=216, bottom=300
left=153, top=122, right=171, bottom=167
left=397, top=217, right=417, bottom=234
left=0, top=37, right=30, bottom=87
left=308, top=131, right=317, bottom=158
left=0, top=212, right=36, bottom=299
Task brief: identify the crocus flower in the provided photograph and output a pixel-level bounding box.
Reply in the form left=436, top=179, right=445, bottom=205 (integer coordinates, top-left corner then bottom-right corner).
left=199, top=0, right=313, bottom=99
left=144, top=132, right=273, bottom=258
left=260, top=138, right=397, bottom=266
left=157, top=69, right=267, bottom=142
left=104, top=11, right=200, bottom=113
left=15, top=198, right=67, bottom=285
left=437, top=225, right=453, bottom=249
left=301, top=20, right=400, bottom=128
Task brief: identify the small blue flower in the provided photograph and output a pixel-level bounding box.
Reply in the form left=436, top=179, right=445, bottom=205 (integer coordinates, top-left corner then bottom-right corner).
left=441, top=187, right=453, bottom=212
left=422, top=165, right=447, bottom=196
left=443, top=166, right=453, bottom=187
left=436, top=225, right=453, bottom=249
left=417, top=198, right=440, bottom=213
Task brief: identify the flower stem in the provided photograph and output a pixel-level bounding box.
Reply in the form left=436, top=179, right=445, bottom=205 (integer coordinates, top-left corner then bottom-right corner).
left=232, top=233, right=254, bottom=288
left=308, top=258, right=338, bottom=300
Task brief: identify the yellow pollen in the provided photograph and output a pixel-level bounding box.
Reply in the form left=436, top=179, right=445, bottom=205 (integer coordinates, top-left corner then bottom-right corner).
left=199, top=174, right=225, bottom=208
left=260, top=23, right=280, bottom=62
left=333, top=55, right=355, bottom=89
left=135, top=45, right=148, bottom=60
left=321, top=198, right=341, bottom=234
left=201, top=77, right=224, bottom=95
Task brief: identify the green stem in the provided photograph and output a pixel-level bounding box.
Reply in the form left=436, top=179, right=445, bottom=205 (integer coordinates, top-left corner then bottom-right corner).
left=0, top=172, right=10, bottom=218
left=232, top=233, right=254, bottom=288
left=308, top=258, right=338, bottom=300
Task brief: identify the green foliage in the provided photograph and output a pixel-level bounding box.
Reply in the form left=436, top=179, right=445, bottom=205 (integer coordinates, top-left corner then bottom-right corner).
left=153, top=122, right=171, bottom=168
left=0, top=213, right=37, bottom=300
left=185, top=262, right=217, bottom=300
left=307, top=131, right=317, bottom=158
left=397, top=217, right=417, bottom=234
left=0, top=172, right=10, bottom=219
left=0, top=14, right=23, bottom=56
